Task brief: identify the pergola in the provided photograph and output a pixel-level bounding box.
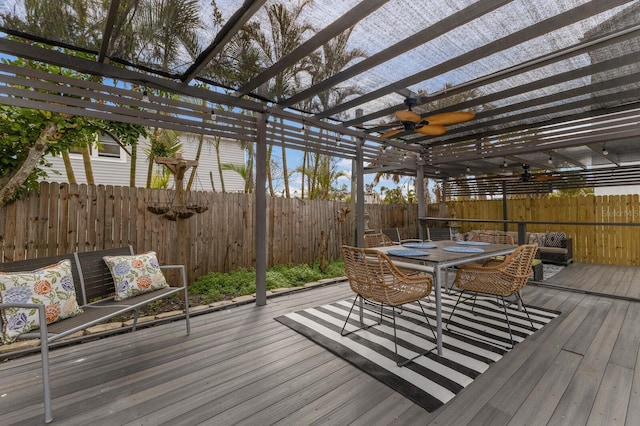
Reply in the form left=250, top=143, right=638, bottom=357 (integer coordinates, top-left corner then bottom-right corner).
left=1, top=0, right=639, bottom=299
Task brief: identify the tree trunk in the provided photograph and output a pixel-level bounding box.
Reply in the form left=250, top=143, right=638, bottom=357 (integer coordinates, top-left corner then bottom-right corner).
left=301, top=151, right=307, bottom=199
left=187, top=133, right=205, bottom=191
left=146, top=153, right=154, bottom=188
left=282, top=144, right=290, bottom=198
left=62, top=150, right=77, bottom=184
left=82, top=146, right=95, bottom=185
left=0, top=123, right=56, bottom=207
left=215, top=136, right=226, bottom=193
left=266, top=145, right=275, bottom=197
left=129, top=141, right=137, bottom=187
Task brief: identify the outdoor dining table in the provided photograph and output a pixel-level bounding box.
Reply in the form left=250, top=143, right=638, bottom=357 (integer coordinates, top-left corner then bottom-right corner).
left=372, top=240, right=517, bottom=356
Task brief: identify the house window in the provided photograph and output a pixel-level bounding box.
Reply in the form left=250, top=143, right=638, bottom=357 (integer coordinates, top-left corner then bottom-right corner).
left=96, top=134, right=121, bottom=158
left=69, top=133, right=124, bottom=161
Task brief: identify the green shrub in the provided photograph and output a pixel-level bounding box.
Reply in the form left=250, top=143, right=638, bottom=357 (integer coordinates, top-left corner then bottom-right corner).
left=189, top=260, right=345, bottom=303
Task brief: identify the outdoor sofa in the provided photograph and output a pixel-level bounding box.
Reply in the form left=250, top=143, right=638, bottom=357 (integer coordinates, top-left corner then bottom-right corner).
left=457, top=230, right=573, bottom=266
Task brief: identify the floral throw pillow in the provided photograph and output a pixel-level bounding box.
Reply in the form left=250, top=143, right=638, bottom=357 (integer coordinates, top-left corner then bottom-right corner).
left=528, top=233, right=547, bottom=247
left=0, top=260, right=83, bottom=344
left=103, top=252, right=169, bottom=301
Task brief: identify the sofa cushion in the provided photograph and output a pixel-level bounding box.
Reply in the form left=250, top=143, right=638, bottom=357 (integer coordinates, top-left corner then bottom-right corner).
left=539, top=246, right=567, bottom=255
left=528, top=233, right=547, bottom=247
left=545, top=232, right=566, bottom=248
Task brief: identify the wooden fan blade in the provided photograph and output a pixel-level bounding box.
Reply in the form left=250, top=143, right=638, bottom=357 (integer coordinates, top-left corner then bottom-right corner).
left=380, top=128, right=403, bottom=139
left=424, top=111, right=475, bottom=126
left=415, top=124, right=447, bottom=136
left=395, top=110, right=422, bottom=122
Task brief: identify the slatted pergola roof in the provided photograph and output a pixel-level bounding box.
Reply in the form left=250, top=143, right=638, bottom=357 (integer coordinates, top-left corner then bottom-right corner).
left=0, top=0, right=639, bottom=197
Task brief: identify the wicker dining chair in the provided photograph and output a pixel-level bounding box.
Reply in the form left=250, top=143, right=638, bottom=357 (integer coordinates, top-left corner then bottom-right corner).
left=363, top=232, right=396, bottom=248
left=340, top=245, right=436, bottom=367
left=447, top=244, right=538, bottom=348
left=468, top=232, right=515, bottom=245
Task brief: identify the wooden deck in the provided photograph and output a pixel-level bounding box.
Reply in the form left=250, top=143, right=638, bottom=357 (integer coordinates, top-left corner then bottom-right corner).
left=1, top=262, right=639, bottom=425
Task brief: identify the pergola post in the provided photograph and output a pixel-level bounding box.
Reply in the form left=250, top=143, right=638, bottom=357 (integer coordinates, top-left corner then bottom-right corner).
left=355, top=137, right=365, bottom=247
left=416, top=153, right=426, bottom=240
left=255, top=109, right=268, bottom=306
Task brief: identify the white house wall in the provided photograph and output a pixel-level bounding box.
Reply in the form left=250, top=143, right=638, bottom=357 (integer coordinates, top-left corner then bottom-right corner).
left=42, top=135, right=246, bottom=192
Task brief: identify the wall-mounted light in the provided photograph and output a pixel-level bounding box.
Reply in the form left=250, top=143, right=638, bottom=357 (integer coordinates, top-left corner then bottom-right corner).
left=210, top=109, right=217, bottom=121
left=300, top=122, right=306, bottom=134
left=466, top=166, right=471, bottom=173
left=602, top=145, right=608, bottom=156
left=548, top=156, right=553, bottom=164
left=503, top=160, right=508, bottom=168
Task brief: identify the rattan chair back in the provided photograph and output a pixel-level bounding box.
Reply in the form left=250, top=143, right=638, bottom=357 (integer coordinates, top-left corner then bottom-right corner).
left=469, top=232, right=515, bottom=245
left=363, top=232, right=396, bottom=248
left=341, top=245, right=432, bottom=306
left=453, top=244, right=538, bottom=296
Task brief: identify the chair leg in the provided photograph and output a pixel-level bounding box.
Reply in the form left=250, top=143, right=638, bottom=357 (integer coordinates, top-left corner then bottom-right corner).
left=37, top=307, right=53, bottom=423
left=498, top=296, right=516, bottom=348
left=515, top=292, right=535, bottom=330
left=445, top=290, right=465, bottom=332
left=340, top=295, right=383, bottom=337
left=393, top=301, right=436, bottom=367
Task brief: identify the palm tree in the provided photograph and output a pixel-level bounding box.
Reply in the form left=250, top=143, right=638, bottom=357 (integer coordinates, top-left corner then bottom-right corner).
left=244, top=0, right=315, bottom=198
left=296, top=27, right=366, bottom=199
left=134, top=0, right=202, bottom=72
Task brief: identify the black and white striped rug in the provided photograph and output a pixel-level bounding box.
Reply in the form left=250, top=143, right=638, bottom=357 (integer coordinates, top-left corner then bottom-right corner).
left=275, top=292, right=560, bottom=412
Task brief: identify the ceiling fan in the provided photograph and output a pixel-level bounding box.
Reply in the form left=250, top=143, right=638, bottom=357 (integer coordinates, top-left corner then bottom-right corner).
left=494, top=164, right=562, bottom=182
left=378, top=97, right=475, bottom=139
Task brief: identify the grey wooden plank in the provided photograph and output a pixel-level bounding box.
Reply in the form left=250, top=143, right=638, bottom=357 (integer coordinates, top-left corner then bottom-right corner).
left=203, top=361, right=359, bottom=425
left=469, top=403, right=511, bottom=425
left=308, top=375, right=408, bottom=426
left=625, top=264, right=640, bottom=299
left=563, top=299, right=612, bottom=356
left=586, top=363, right=634, bottom=426
left=426, top=291, right=589, bottom=425
left=270, top=373, right=395, bottom=426
left=507, top=349, right=582, bottom=425
left=547, top=300, right=629, bottom=425
left=626, top=335, right=640, bottom=422
left=350, top=392, right=421, bottom=426
left=472, top=300, right=596, bottom=422
left=609, top=301, right=640, bottom=370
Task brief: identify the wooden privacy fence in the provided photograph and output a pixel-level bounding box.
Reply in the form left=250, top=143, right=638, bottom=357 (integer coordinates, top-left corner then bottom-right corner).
left=450, top=194, right=640, bottom=266
left=0, top=182, right=419, bottom=283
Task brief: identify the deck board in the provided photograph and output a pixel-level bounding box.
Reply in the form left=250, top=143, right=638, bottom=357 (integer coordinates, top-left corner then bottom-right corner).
left=1, top=264, right=640, bottom=425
